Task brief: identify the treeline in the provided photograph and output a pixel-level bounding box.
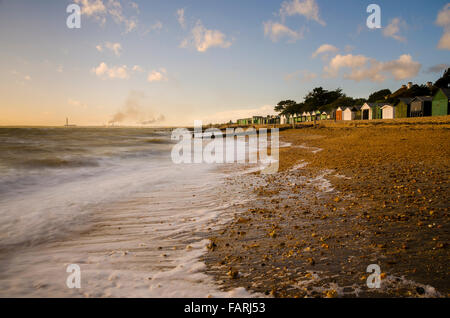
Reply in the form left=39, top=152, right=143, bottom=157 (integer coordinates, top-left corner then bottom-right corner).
left=275, top=68, right=450, bottom=116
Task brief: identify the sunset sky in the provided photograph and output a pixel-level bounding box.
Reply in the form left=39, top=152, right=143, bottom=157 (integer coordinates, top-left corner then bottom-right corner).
left=0, top=0, right=449, bottom=126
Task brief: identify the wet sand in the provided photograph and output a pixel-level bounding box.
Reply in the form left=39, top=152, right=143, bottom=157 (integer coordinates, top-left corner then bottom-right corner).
left=203, top=116, right=450, bottom=298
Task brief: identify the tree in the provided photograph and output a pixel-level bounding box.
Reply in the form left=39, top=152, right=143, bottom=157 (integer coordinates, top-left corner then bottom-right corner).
left=303, top=87, right=344, bottom=111
left=325, top=96, right=355, bottom=110
left=368, top=89, right=391, bottom=102
left=434, top=68, right=450, bottom=88
left=274, top=100, right=297, bottom=115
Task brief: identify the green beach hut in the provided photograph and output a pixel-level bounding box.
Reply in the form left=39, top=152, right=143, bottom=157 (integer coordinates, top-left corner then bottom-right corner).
left=432, top=88, right=450, bottom=116
left=395, top=97, right=413, bottom=118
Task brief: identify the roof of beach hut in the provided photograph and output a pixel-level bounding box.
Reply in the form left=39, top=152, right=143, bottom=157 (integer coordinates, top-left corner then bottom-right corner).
left=398, top=97, right=414, bottom=104
left=412, top=96, right=433, bottom=102
left=439, top=88, right=450, bottom=99
left=362, top=102, right=381, bottom=108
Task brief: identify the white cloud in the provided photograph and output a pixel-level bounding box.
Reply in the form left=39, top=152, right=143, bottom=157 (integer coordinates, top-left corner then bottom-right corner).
left=147, top=68, right=168, bottom=82
left=177, top=8, right=186, bottom=29
left=91, top=62, right=130, bottom=79
left=74, top=0, right=138, bottom=33
left=312, top=44, right=338, bottom=58
left=280, top=0, right=325, bottom=26
left=436, top=4, right=450, bottom=50
left=263, top=21, right=304, bottom=43
left=324, top=54, right=421, bottom=82
left=24, top=75, right=31, bottom=81
left=181, top=20, right=232, bottom=52
left=97, top=42, right=122, bottom=56
left=383, top=18, right=407, bottom=42
left=75, top=0, right=106, bottom=16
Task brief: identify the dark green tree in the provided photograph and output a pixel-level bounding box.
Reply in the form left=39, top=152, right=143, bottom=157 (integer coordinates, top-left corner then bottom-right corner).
left=274, top=100, right=297, bottom=115
left=303, top=87, right=344, bottom=111
left=434, top=68, right=450, bottom=88
left=368, top=89, right=392, bottom=102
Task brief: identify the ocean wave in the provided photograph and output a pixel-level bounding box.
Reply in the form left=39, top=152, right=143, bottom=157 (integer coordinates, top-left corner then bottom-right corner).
left=21, top=157, right=99, bottom=169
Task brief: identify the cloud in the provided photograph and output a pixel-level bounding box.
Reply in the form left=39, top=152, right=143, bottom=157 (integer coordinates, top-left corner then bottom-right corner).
left=96, top=42, right=122, bottom=56
left=284, top=70, right=317, bottom=82
left=74, top=0, right=138, bottom=33
left=147, top=68, right=168, bottom=82
left=263, top=21, right=304, bottom=43
left=279, top=0, right=325, bottom=26
left=177, top=8, right=186, bottom=29
left=143, top=20, right=163, bottom=35
left=109, top=91, right=165, bottom=125
left=383, top=17, right=407, bottom=42
left=425, top=63, right=449, bottom=74
left=436, top=4, right=450, bottom=50
left=57, top=65, right=64, bottom=73
left=75, top=0, right=106, bottom=16
left=24, top=75, right=31, bottom=81
left=181, top=20, right=232, bottom=52
left=312, top=44, right=338, bottom=58
left=91, top=62, right=130, bottom=79
left=324, top=54, right=421, bottom=82
left=132, top=65, right=143, bottom=72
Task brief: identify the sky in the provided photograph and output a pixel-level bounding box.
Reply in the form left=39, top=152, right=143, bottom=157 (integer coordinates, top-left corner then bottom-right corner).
left=0, top=0, right=449, bottom=126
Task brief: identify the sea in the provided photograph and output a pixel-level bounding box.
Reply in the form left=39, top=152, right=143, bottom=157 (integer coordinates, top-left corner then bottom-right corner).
left=0, top=127, right=261, bottom=297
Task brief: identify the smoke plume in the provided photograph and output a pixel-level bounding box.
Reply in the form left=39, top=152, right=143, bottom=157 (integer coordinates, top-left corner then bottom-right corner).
left=109, top=91, right=165, bottom=125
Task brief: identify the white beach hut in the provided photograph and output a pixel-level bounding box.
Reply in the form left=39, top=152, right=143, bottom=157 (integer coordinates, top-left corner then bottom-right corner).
left=305, top=111, right=311, bottom=121
left=361, top=103, right=374, bottom=120
left=343, top=107, right=356, bottom=121
left=381, top=104, right=395, bottom=119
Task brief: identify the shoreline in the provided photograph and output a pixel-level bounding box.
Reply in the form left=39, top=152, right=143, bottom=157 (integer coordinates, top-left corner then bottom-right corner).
left=203, top=117, right=450, bottom=298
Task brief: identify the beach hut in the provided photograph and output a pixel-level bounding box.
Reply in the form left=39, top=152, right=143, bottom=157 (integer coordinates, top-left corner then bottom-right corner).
left=395, top=98, right=413, bottom=118
left=335, top=107, right=343, bottom=120
left=381, top=104, right=395, bottom=119
left=410, top=96, right=432, bottom=117
left=372, top=104, right=382, bottom=119
left=361, top=103, right=376, bottom=120
left=343, top=107, right=356, bottom=121
left=237, top=118, right=252, bottom=125
left=314, top=110, right=321, bottom=121
left=252, top=116, right=264, bottom=125
left=304, top=112, right=310, bottom=121
left=432, top=88, right=450, bottom=116
left=320, top=111, right=328, bottom=120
